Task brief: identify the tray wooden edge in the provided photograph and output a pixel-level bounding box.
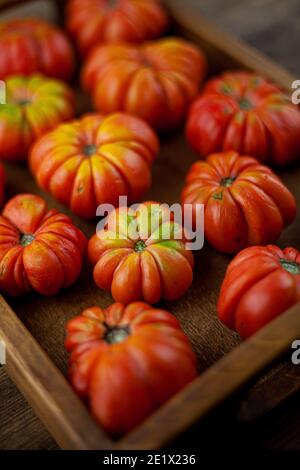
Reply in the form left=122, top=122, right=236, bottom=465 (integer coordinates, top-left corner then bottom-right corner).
left=0, top=295, right=113, bottom=450
left=163, top=0, right=296, bottom=90
left=119, top=301, right=300, bottom=449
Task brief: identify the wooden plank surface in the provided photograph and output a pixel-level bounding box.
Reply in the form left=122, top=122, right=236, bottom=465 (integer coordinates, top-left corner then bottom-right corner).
left=1, top=0, right=300, bottom=451
left=0, top=368, right=57, bottom=450
left=118, top=303, right=300, bottom=449
left=187, top=0, right=300, bottom=75
left=0, top=296, right=113, bottom=450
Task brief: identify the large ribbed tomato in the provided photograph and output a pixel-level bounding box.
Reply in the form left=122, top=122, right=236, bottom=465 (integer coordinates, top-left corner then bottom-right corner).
left=29, top=113, right=159, bottom=219
left=82, top=38, right=206, bottom=131
left=66, top=0, right=169, bottom=56
left=0, top=75, right=75, bottom=162
left=65, top=301, right=197, bottom=436
left=218, top=245, right=300, bottom=338
left=186, top=71, right=300, bottom=166
left=0, top=18, right=74, bottom=81
left=0, top=194, right=87, bottom=296
left=181, top=151, right=296, bottom=254
left=88, top=202, right=194, bottom=304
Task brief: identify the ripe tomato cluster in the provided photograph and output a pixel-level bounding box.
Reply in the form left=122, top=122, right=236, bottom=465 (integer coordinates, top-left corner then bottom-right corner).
left=0, top=0, right=299, bottom=436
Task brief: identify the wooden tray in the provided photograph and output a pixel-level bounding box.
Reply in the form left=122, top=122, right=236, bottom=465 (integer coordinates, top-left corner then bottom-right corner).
left=1, top=0, right=300, bottom=450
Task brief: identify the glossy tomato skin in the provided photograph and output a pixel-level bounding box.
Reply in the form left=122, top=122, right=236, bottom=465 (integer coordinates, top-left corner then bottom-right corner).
left=88, top=202, right=194, bottom=304
left=29, top=113, right=159, bottom=219
left=0, top=194, right=87, bottom=296
left=181, top=151, right=296, bottom=254
left=65, top=301, right=197, bottom=436
left=186, top=71, right=300, bottom=166
left=66, top=0, right=169, bottom=56
left=82, top=38, right=207, bottom=131
left=0, top=18, right=74, bottom=81
left=218, top=245, right=300, bottom=339
left=0, top=75, right=75, bottom=162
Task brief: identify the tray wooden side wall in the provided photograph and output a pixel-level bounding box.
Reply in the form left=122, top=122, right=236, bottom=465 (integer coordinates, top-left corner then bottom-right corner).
left=0, top=0, right=300, bottom=450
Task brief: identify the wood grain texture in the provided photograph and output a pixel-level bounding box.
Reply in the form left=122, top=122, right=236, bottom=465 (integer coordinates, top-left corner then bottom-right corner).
left=237, top=360, right=300, bottom=422
left=0, top=296, right=112, bottom=450
left=0, top=368, right=57, bottom=450
left=165, top=0, right=295, bottom=89
left=1, top=0, right=300, bottom=450
left=186, top=0, right=300, bottom=75
left=119, top=303, right=300, bottom=449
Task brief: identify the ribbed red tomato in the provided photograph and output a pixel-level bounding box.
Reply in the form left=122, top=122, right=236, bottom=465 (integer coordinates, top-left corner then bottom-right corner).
left=181, top=151, right=296, bottom=254
left=82, top=38, right=206, bottom=131
left=0, top=194, right=87, bottom=296
left=65, top=301, right=197, bottom=436
left=186, top=71, right=300, bottom=166
left=0, top=74, right=75, bottom=162
left=29, top=113, right=159, bottom=219
left=218, top=245, right=300, bottom=338
left=0, top=18, right=74, bottom=81
left=88, top=202, right=194, bottom=304
left=66, top=0, right=169, bottom=56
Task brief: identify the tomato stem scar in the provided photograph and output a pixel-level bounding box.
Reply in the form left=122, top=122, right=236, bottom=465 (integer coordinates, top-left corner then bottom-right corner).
left=105, top=326, right=130, bottom=344
left=220, top=177, right=236, bottom=187
left=19, top=233, right=35, bottom=247
left=239, top=98, right=253, bottom=110
left=83, top=144, right=97, bottom=156
left=280, top=259, right=300, bottom=275
left=18, top=99, right=31, bottom=106
left=134, top=240, right=147, bottom=252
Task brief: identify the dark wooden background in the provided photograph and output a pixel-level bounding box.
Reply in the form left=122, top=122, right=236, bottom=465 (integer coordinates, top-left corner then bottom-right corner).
left=1, top=0, right=300, bottom=450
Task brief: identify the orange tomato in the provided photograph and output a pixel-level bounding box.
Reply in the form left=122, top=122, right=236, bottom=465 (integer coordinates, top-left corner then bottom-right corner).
left=82, top=38, right=207, bottom=130
left=0, top=194, right=87, bottom=296
left=65, top=301, right=197, bottom=436
left=0, top=75, right=75, bottom=162
left=88, top=202, right=194, bottom=304
left=66, top=0, right=169, bottom=56
left=181, top=151, right=296, bottom=254
left=29, top=113, right=159, bottom=219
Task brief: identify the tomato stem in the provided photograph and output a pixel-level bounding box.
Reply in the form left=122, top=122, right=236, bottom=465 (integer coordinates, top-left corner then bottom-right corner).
left=107, top=0, right=118, bottom=7
left=18, top=99, right=30, bottom=106
left=239, top=98, right=252, bottom=110
left=134, top=240, right=147, bottom=252
left=83, top=144, right=97, bottom=156
left=105, top=326, right=130, bottom=344
left=19, top=233, right=35, bottom=247
left=220, top=177, right=236, bottom=187
left=280, top=259, right=300, bottom=275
